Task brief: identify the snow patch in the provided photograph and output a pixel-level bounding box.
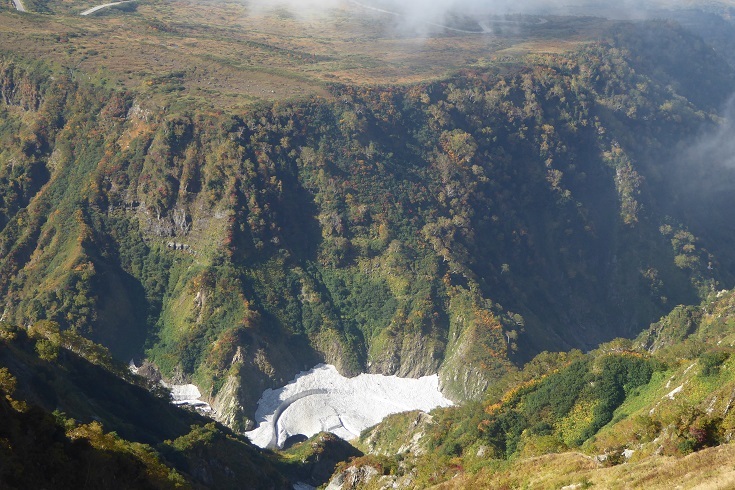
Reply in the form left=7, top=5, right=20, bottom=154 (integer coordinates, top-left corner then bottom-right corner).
left=246, top=364, right=453, bottom=449
left=666, top=384, right=684, bottom=400
left=162, top=382, right=213, bottom=413
left=707, top=396, right=718, bottom=414
left=129, top=360, right=213, bottom=413
left=168, top=383, right=202, bottom=402
left=560, top=484, right=584, bottom=490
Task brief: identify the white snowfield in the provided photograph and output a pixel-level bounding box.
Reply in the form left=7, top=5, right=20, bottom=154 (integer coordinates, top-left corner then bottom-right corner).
left=129, top=360, right=213, bottom=412
left=164, top=382, right=213, bottom=412
left=246, top=364, right=453, bottom=449
left=80, top=0, right=135, bottom=16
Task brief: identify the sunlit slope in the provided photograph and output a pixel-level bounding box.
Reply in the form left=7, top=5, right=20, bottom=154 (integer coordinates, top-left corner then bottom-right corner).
left=4, top=1, right=735, bottom=488
left=339, top=289, right=735, bottom=489
left=2, top=17, right=735, bottom=432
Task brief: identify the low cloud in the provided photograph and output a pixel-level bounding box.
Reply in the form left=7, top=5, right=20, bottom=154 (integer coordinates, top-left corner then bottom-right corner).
left=245, top=0, right=549, bottom=36
left=685, top=96, right=735, bottom=169
left=664, top=94, right=735, bottom=214
left=245, top=0, right=713, bottom=31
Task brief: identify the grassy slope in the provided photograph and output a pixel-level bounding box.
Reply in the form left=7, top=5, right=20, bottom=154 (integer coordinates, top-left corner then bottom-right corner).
left=343, top=289, right=735, bottom=489
left=0, top=0, right=602, bottom=109
left=436, top=445, right=735, bottom=489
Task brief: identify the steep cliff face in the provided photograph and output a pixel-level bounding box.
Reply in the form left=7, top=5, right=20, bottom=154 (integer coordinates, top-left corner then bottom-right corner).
left=1, top=20, right=735, bottom=426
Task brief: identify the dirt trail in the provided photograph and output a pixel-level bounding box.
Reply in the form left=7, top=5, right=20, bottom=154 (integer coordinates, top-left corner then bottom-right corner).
left=80, top=0, right=135, bottom=16
left=11, top=0, right=26, bottom=13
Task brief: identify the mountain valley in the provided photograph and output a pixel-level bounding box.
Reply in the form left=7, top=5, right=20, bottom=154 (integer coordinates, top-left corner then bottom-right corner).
left=2, top=0, right=735, bottom=488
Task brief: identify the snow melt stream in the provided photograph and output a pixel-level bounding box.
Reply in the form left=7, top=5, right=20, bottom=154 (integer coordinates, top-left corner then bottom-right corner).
left=245, top=364, right=453, bottom=449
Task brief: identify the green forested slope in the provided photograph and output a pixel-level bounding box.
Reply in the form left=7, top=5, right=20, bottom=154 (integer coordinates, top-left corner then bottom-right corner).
left=0, top=321, right=291, bottom=489
left=3, top=5, right=735, bottom=489
left=0, top=20, right=734, bottom=430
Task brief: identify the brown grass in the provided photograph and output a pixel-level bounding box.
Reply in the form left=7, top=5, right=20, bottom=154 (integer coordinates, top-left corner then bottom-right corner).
left=0, top=0, right=602, bottom=108
left=435, top=444, right=735, bottom=490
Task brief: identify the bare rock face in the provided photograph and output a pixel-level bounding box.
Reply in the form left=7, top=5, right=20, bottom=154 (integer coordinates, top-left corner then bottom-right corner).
left=135, top=359, right=163, bottom=384
left=313, top=329, right=362, bottom=377
left=367, top=328, right=443, bottom=379
left=211, top=375, right=252, bottom=432
left=324, top=460, right=417, bottom=490
left=362, top=411, right=434, bottom=457
left=325, top=465, right=380, bottom=490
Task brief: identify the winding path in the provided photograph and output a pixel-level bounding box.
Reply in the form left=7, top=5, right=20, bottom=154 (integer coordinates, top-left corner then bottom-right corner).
left=11, top=0, right=26, bottom=13
left=9, top=0, right=135, bottom=15
left=80, top=0, right=135, bottom=16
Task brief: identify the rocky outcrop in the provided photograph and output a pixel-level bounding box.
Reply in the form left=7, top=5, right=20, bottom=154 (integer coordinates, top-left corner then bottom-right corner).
left=211, top=374, right=252, bottom=431
left=367, top=328, right=443, bottom=379
left=325, top=465, right=380, bottom=490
